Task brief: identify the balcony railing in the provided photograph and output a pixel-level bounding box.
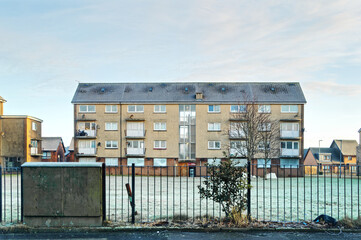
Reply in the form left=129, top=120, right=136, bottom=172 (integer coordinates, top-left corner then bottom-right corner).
left=78, top=148, right=97, bottom=155
left=30, top=147, right=42, bottom=156
left=125, top=130, right=146, bottom=138
left=125, top=148, right=146, bottom=156
left=281, top=148, right=299, bottom=157
left=280, top=130, right=299, bottom=138
left=76, top=129, right=97, bottom=138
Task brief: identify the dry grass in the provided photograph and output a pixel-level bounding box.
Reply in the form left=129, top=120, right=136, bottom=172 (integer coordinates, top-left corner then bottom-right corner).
left=338, top=216, right=361, bottom=228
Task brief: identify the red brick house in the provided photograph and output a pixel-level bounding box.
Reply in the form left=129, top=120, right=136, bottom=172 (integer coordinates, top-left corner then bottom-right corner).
left=41, top=137, right=65, bottom=162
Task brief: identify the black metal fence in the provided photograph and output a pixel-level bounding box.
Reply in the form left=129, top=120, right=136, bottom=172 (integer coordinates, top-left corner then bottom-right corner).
left=104, top=164, right=361, bottom=223
left=1, top=164, right=360, bottom=224
left=0, top=167, right=22, bottom=223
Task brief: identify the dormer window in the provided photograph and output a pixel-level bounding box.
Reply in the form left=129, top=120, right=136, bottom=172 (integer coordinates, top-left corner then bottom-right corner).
left=196, top=92, right=203, bottom=100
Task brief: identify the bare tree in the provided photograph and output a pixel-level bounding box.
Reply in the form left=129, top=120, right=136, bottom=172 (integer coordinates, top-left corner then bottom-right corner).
left=225, top=98, right=279, bottom=177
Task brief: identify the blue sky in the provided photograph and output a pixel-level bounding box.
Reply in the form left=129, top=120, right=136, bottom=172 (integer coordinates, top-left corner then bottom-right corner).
left=0, top=0, right=360, bottom=148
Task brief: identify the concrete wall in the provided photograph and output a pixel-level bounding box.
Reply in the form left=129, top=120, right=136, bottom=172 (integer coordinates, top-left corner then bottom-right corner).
left=22, top=163, right=104, bottom=227
left=1, top=118, right=25, bottom=158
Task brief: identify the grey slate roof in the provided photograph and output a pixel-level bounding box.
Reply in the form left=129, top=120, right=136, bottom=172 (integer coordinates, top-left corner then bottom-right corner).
left=42, top=137, right=64, bottom=151
left=331, top=140, right=358, bottom=156
left=71, top=82, right=307, bottom=104
left=309, top=147, right=341, bottom=162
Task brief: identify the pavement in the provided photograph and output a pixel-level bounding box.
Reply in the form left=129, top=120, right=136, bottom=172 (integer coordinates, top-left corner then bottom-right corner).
left=1, top=230, right=361, bottom=240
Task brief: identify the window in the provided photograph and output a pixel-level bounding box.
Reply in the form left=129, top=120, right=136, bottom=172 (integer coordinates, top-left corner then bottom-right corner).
left=231, top=158, right=247, bottom=167
left=207, top=158, right=221, bottom=166
left=281, top=141, right=299, bottom=150
left=78, top=140, right=96, bottom=149
left=154, top=105, right=166, bottom=113
left=79, top=105, right=96, bottom=113
left=258, top=105, right=271, bottom=113
left=281, top=105, right=298, bottom=113
left=258, top=123, right=271, bottom=132
left=32, top=122, right=37, bottom=131
left=230, top=105, right=246, bottom=113
left=128, top=105, right=144, bottom=113
left=154, top=158, right=167, bottom=167
left=348, top=156, right=352, bottom=160
left=154, top=122, right=166, bottom=131
left=258, top=141, right=270, bottom=150
left=257, top=159, right=271, bottom=168
left=105, top=105, right=118, bottom=113
left=79, top=158, right=96, bottom=162
left=105, top=141, right=118, bottom=149
left=208, top=141, right=221, bottom=149
left=280, top=159, right=299, bottom=168
left=127, top=158, right=144, bottom=166
left=208, top=123, right=221, bottom=131
left=105, top=158, right=118, bottom=166
left=42, top=152, right=51, bottom=159
left=154, top=140, right=166, bottom=149
left=208, top=105, right=220, bottom=113
left=105, top=122, right=118, bottom=131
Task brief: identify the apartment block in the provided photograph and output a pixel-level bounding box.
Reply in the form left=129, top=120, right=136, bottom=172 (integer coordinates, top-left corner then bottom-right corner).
left=71, top=83, right=306, bottom=177
left=0, top=96, right=43, bottom=168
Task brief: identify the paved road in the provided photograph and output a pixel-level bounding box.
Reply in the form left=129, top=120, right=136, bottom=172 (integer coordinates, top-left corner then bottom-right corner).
left=1, top=231, right=361, bottom=240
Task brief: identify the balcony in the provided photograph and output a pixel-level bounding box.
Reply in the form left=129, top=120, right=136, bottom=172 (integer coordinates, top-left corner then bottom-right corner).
left=229, top=133, right=246, bottom=140
left=77, top=148, right=97, bottom=156
left=125, top=147, right=146, bottom=157
left=125, top=130, right=146, bottom=139
left=76, top=129, right=97, bottom=139
left=30, top=147, right=42, bottom=157
left=280, top=130, right=299, bottom=139
left=280, top=148, right=299, bottom=157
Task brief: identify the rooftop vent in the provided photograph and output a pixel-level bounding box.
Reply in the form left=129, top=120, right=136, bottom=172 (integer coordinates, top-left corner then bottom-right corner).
left=184, top=87, right=189, bottom=93
left=149, top=87, right=153, bottom=92
left=270, top=87, right=275, bottom=91
left=221, top=87, right=226, bottom=92
left=160, top=83, right=167, bottom=88
left=196, top=92, right=203, bottom=100
left=100, top=88, right=105, bottom=93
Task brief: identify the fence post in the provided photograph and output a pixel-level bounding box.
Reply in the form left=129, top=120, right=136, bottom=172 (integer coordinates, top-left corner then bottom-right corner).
left=0, top=166, right=2, bottom=222
left=102, top=163, right=106, bottom=222
left=20, top=166, right=23, bottom=222
left=247, top=161, right=251, bottom=221
left=131, top=163, right=135, bottom=224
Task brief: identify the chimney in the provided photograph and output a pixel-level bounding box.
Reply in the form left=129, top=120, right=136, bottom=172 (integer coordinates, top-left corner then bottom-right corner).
left=196, top=92, right=203, bottom=100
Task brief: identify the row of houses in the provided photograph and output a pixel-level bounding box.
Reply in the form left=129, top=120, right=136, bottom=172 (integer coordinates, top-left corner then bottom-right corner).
left=0, top=96, right=67, bottom=168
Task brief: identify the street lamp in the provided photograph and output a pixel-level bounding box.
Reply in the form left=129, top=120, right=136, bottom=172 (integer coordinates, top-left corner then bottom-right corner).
left=319, top=140, right=323, bottom=174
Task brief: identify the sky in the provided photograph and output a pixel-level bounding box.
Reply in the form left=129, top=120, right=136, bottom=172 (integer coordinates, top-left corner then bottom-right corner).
left=0, top=0, right=360, bottom=148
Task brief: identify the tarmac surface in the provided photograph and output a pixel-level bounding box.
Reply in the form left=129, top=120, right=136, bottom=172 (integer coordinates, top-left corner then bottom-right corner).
left=1, top=231, right=361, bottom=240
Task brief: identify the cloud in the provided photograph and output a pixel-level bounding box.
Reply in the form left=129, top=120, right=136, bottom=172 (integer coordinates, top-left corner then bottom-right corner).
left=303, top=81, right=361, bottom=96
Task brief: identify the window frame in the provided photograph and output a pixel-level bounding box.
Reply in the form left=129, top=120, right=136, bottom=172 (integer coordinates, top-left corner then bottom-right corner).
left=154, top=122, right=167, bottom=131
left=154, top=140, right=167, bottom=149
left=154, top=105, right=166, bottom=113
left=281, top=105, right=298, bottom=113
left=208, top=122, right=221, bottom=131
left=105, top=140, right=118, bottom=149
left=207, top=158, right=221, bottom=166
left=258, top=105, right=271, bottom=113
left=127, top=105, right=144, bottom=113
left=79, top=105, right=96, bottom=113
left=32, top=122, right=37, bottom=131
left=208, top=140, right=221, bottom=150
left=257, top=159, right=271, bottom=168
left=105, top=158, right=118, bottom=166
left=154, top=158, right=167, bottom=167
left=208, top=105, right=221, bottom=113
left=105, top=105, right=118, bottom=113
left=230, top=105, right=246, bottom=113
left=127, top=158, right=145, bottom=166
left=105, top=122, right=118, bottom=131
left=280, top=159, right=299, bottom=168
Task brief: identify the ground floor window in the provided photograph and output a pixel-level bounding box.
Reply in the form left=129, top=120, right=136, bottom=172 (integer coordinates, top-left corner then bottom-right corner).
left=231, top=158, right=247, bottom=167
left=207, top=158, right=221, bottom=166
left=79, top=157, right=96, bottom=162
left=280, top=159, right=299, bottom=168
left=4, top=157, right=22, bottom=168
left=42, top=152, right=51, bottom=160
left=105, top=158, right=118, bottom=166
left=257, top=159, right=271, bottom=168
left=154, top=158, right=167, bottom=167
left=127, top=158, right=144, bottom=166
